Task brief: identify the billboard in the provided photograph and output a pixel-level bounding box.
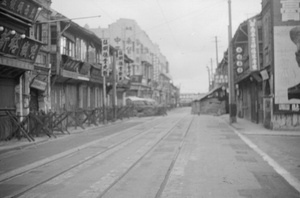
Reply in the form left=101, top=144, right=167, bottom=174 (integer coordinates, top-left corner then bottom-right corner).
left=273, top=0, right=300, bottom=112
left=274, top=26, right=300, bottom=104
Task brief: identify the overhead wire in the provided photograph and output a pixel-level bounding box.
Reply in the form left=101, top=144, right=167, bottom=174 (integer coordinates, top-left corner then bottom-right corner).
left=89, top=0, right=225, bottom=39
left=155, top=0, right=184, bottom=55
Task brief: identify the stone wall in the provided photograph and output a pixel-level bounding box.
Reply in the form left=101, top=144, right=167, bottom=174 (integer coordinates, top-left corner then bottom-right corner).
left=272, top=113, right=300, bottom=131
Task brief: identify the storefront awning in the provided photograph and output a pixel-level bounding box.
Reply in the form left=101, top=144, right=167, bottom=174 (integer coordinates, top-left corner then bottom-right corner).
left=0, top=57, right=34, bottom=78
left=197, top=85, right=223, bottom=101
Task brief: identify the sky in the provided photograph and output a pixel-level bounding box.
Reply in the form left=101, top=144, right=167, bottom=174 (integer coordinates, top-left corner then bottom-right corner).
left=51, top=0, right=262, bottom=94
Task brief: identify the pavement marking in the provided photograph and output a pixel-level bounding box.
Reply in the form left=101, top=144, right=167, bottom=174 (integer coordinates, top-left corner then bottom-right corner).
left=225, top=121, right=300, bottom=193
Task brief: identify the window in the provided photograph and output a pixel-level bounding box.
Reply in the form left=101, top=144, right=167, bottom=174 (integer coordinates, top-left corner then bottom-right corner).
left=51, top=26, right=57, bottom=45
left=88, top=44, right=96, bottom=63
left=81, top=40, right=87, bottom=61
left=75, top=38, right=87, bottom=61
left=60, top=36, right=75, bottom=57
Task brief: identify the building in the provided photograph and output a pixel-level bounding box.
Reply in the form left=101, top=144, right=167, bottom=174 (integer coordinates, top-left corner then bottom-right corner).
left=89, top=18, right=175, bottom=105
left=49, top=11, right=105, bottom=113
left=0, top=0, right=48, bottom=139
left=205, top=0, right=300, bottom=130
left=261, top=0, right=300, bottom=129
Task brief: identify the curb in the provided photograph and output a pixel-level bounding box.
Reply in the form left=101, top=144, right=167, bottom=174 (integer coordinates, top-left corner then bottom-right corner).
left=219, top=117, right=300, bottom=194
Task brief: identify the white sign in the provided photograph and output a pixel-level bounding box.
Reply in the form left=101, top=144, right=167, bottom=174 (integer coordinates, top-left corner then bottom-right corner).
left=280, top=0, right=300, bottom=21
left=248, top=18, right=260, bottom=71
left=101, top=39, right=110, bottom=76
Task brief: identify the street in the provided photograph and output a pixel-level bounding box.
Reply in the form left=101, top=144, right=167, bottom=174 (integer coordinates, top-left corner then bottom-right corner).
left=0, top=108, right=299, bottom=198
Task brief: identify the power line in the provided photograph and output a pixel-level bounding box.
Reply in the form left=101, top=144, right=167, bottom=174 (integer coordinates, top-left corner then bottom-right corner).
left=155, top=0, right=184, bottom=54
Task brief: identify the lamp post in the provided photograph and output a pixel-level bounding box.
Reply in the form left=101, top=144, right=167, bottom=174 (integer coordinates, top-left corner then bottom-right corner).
left=228, top=0, right=237, bottom=123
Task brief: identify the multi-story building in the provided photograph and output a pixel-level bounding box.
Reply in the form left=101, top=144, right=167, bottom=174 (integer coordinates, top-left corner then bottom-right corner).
left=49, top=10, right=105, bottom=113
left=89, top=18, right=174, bottom=105
left=0, top=0, right=47, bottom=139
left=205, top=0, right=300, bottom=130
left=261, top=0, right=300, bottom=129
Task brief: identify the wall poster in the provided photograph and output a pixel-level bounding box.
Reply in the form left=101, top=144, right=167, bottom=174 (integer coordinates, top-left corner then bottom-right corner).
left=273, top=0, right=300, bottom=112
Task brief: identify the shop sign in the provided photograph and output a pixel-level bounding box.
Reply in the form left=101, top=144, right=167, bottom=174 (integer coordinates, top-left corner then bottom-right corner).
left=31, top=79, right=47, bottom=91
left=90, top=67, right=101, bottom=83
left=101, top=38, right=110, bottom=77
left=0, top=0, right=40, bottom=22
left=273, top=0, right=300, bottom=25
left=0, top=27, right=42, bottom=62
left=79, top=62, right=90, bottom=75
left=77, top=76, right=89, bottom=81
left=248, top=18, right=260, bottom=71
left=90, top=67, right=101, bottom=78
left=0, top=56, right=34, bottom=70
left=117, top=49, right=124, bottom=81
left=276, top=104, right=300, bottom=113
left=61, top=69, right=79, bottom=79
left=260, top=69, right=269, bottom=80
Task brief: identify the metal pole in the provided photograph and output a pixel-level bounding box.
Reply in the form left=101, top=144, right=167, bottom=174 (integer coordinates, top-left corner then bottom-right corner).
left=112, top=51, right=117, bottom=121
left=102, top=76, right=107, bottom=124
left=206, top=66, right=211, bottom=91
left=215, top=36, right=219, bottom=67
left=228, top=0, right=237, bottom=123
left=210, top=58, right=214, bottom=88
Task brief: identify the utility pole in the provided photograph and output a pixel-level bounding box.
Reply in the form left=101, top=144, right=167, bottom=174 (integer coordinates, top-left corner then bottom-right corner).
left=206, top=65, right=211, bottom=91
left=228, top=0, right=237, bottom=123
left=102, top=76, right=107, bottom=124
left=210, top=58, right=214, bottom=88
left=112, top=51, right=117, bottom=122
left=215, top=36, right=219, bottom=67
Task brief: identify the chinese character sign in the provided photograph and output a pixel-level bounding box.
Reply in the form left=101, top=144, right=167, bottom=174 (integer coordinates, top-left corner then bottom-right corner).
left=248, top=18, right=260, bottom=71
left=101, top=39, right=110, bottom=77
left=117, top=49, right=124, bottom=81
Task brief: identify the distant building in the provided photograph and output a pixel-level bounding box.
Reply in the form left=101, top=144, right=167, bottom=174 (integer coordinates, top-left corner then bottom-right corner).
left=180, top=93, right=205, bottom=106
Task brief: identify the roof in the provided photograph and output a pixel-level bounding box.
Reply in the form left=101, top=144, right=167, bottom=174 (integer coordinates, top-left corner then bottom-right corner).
left=194, top=85, right=223, bottom=102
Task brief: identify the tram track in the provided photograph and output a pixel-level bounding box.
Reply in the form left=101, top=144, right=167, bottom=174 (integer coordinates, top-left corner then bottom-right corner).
left=94, top=115, right=195, bottom=198
left=2, top=113, right=188, bottom=198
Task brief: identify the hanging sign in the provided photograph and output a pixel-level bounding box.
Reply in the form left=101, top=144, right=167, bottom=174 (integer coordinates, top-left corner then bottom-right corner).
left=248, top=18, right=260, bottom=71
left=101, top=38, right=110, bottom=76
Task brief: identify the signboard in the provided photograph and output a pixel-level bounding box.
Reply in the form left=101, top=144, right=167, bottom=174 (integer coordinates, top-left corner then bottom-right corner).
left=0, top=27, right=42, bottom=62
left=117, top=49, right=124, bottom=81
left=0, top=56, right=34, bottom=70
left=124, top=26, right=135, bottom=60
left=273, top=0, right=300, bottom=111
left=101, top=38, right=110, bottom=76
left=31, top=79, right=47, bottom=91
left=61, top=69, right=79, bottom=79
left=0, top=0, right=40, bottom=22
left=248, top=18, right=260, bottom=71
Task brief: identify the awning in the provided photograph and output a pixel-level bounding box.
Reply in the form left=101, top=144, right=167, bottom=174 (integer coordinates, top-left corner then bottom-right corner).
left=0, top=57, right=34, bottom=78
left=235, top=70, right=262, bottom=83
left=197, top=85, right=223, bottom=101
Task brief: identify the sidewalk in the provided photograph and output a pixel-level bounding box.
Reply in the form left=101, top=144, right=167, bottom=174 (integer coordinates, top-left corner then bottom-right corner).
left=219, top=114, right=300, bottom=193
left=219, top=114, right=300, bottom=136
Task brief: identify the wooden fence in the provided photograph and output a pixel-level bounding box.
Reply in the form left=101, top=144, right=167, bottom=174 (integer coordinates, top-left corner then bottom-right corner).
left=0, top=105, right=134, bottom=142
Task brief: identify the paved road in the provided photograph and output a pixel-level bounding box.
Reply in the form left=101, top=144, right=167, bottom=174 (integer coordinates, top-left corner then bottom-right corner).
left=0, top=108, right=299, bottom=198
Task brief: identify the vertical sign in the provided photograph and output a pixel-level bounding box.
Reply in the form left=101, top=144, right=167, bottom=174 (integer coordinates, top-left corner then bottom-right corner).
left=117, top=49, right=124, bottom=81
left=248, top=18, right=260, bottom=71
left=101, top=39, right=110, bottom=77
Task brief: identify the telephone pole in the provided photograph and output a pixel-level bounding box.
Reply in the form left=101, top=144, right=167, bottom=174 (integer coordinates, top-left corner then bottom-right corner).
left=206, top=65, right=211, bottom=91
left=112, top=51, right=117, bottom=122
left=215, top=36, right=219, bottom=67
left=228, top=0, right=237, bottom=123
left=210, top=59, right=214, bottom=88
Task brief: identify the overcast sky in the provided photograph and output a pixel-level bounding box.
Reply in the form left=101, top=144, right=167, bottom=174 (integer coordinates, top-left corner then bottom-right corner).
left=51, top=0, right=262, bottom=93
